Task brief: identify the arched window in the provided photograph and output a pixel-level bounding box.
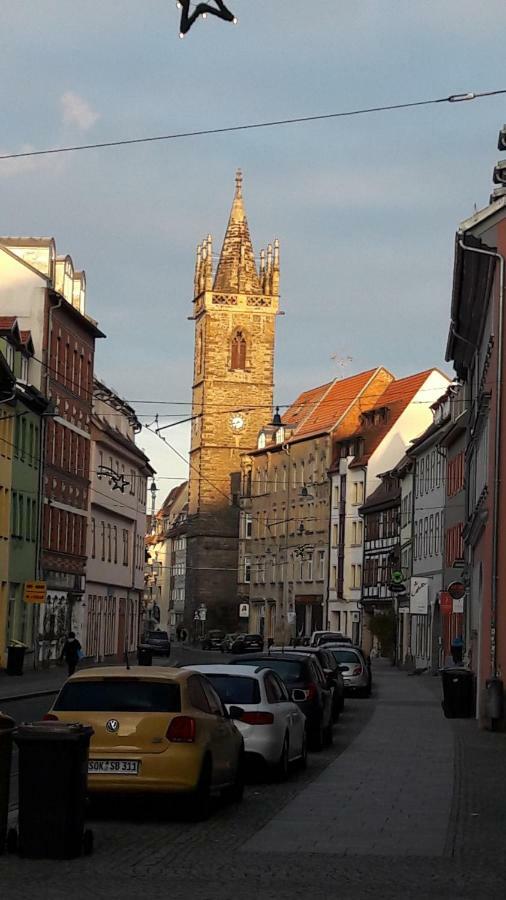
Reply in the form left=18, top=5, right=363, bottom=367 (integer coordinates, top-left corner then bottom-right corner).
left=231, top=330, right=247, bottom=370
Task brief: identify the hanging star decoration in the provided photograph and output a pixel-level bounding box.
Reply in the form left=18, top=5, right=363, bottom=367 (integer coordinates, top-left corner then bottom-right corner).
left=177, top=0, right=237, bottom=37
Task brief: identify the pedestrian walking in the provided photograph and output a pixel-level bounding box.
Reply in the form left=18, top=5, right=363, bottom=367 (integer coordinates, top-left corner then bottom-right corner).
left=451, top=635, right=464, bottom=666
left=61, top=632, right=82, bottom=677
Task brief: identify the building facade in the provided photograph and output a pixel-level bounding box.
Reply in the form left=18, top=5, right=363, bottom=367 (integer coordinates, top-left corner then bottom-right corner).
left=83, top=379, right=153, bottom=660
left=186, top=171, right=279, bottom=631
left=0, top=237, right=104, bottom=662
left=145, top=482, right=188, bottom=638
left=328, top=369, right=450, bottom=642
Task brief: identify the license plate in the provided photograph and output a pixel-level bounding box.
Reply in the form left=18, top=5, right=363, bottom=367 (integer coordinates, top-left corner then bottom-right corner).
left=88, top=759, right=140, bottom=775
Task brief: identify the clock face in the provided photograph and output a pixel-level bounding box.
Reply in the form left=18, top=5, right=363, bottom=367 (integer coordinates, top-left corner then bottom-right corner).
left=230, top=413, right=245, bottom=432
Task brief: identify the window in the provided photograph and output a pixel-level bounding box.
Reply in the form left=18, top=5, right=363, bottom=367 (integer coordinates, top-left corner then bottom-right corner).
left=352, top=481, right=364, bottom=505
left=306, top=553, right=313, bottom=581
left=5, top=342, right=14, bottom=370
left=419, top=459, right=424, bottom=496
left=230, top=330, right=247, bottom=370
left=429, top=515, right=434, bottom=556
left=351, top=564, right=362, bottom=589
left=101, top=522, right=105, bottom=560
left=318, top=550, right=325, bottom=580
left=259, top=559, right=265, bottom=583
left=91, top=518, right=96, bottom=558
left=107, top=523, right=112, bottom=562
left=430, top=451, right=436, bottom=490
left=244, top=556, right=251, bottom=583
left=245, top=513, right=252, bottom=538
left=332, top=523, right=338, bottom=546
left=331, top=565, right=337, bottom=588
left=423, top=517, right=428, bottom=557
left=292, top=463, right=297, bottom=488
left=273, top=467, right=278, bottom=491
left=264, top=673, right=285, bottom=704
left=282, top=466, right=288, bottom=490
left=122, top=528, right=129, bottom=565
left=334, top=484, right=339, bottom=506
left=434, top=513, right=440, bottom=558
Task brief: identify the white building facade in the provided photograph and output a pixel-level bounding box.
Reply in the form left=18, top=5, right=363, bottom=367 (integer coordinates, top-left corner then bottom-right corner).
left=82, top=379, right=153, bottom=660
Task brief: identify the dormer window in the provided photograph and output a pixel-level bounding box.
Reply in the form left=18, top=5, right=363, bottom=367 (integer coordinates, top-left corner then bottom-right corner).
left=258, top=432, right=266, bottom=449
left=20, top=355, right=29, bottom=381
left=275, top=426, right=285, bottom=444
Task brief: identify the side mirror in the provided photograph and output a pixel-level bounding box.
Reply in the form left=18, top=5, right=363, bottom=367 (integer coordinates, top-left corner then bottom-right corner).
left=228, top=705, right=244, bottom=720
left=292, top=689, right=307, bottom=702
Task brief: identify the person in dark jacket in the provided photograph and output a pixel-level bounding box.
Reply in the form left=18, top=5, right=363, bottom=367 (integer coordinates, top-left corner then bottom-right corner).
left=61, top=632, right=82, bottom=676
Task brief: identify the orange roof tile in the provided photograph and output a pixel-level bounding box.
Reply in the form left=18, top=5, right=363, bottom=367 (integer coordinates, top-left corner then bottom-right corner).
left=289, top=369, right=379, bottom=440
left=0, top=316, right=18, bottom=331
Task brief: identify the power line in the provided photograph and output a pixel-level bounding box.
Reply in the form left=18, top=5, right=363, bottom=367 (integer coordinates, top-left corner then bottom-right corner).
left=1, top=89, right=504, bottom=162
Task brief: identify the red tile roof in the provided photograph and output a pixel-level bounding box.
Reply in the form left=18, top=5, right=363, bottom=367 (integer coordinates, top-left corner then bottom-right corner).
left=284, top=369, right=380, bottom=441
left=19, top=330, right=32, bottom=344
left=348, top=369, right=439, bottom=467
left=0, top=316, right=18, bottom=331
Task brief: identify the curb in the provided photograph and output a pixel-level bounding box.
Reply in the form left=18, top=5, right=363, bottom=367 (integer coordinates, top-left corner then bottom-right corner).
left=0, top=688, right=60, bottom=704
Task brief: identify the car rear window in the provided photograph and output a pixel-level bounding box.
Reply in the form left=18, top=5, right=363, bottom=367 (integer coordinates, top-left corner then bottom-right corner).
left=205, top=674, right=261, bottom=705
left=54, top=679, right=181, bottom=712
left=329, top=649, right=360, bottom=663
left=246, top=659, right=304, bottom=684
left=147, top=632, right=168, bottom=641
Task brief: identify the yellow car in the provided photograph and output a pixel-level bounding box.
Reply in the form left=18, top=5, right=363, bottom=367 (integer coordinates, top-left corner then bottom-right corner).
left=45, top=666, right=245, bottom=817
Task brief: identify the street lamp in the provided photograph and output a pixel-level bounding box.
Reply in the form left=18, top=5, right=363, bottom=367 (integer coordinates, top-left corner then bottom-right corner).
left=149, top=479, right=158, bottom=531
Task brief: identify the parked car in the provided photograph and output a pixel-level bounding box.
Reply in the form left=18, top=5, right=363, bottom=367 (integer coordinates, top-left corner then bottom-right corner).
left=45, top=666, right=244, bottom=818
left=229, top=652, right=333, bottom=750
left=271, top=646, right=345, bottom=721
left=139, top=630, right=171, bottom=657
left=322, top=645, right=372, bottom=697
left=310, top=631, right=353, bottom=647
left=220, top=633, right=241, bottom=653
left=184, top=664, right=307, bottom=777
left=201, top=630, right=226, bottom=650
left=230, top=633, right=264, bottom=654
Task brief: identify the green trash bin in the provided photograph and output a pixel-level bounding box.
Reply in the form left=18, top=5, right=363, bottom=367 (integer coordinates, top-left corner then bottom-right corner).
left=0, top=713, right=15, bottom=854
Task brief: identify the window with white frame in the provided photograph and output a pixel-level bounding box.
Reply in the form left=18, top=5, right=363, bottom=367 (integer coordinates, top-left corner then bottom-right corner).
left=244, top=556, right=251, bottom=583
left=318, top=549, right=325, bottom=579
left=245, top=513, right=252, bottom=538
left=306, top=553, right=313, bottom=581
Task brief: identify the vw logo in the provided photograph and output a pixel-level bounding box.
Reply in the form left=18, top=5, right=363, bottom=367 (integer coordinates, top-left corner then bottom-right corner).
left=106, top=719, right=120, bottom=733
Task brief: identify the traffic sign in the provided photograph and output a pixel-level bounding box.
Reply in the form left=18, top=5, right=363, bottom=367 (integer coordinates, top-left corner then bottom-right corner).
left=447, top=581, right=466, bottom=601
left=24, top=581, right=46, bottom=604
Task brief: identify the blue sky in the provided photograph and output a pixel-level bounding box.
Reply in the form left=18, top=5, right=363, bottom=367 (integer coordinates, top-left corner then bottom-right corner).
left=1, top=1, right=505, bottom=494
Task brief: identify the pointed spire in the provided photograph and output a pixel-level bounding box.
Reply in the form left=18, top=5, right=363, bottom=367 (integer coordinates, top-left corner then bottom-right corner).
left=213, top=170, right=261, bottom=294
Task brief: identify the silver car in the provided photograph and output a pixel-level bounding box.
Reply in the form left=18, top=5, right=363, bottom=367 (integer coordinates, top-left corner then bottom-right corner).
left=322, top=645, right=372, bottom=697
left=184, top=664, right=307, bottom=777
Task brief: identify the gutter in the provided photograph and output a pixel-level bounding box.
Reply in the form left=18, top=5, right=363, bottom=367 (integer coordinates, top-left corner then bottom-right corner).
left=457, top=237, right=504, bottom=677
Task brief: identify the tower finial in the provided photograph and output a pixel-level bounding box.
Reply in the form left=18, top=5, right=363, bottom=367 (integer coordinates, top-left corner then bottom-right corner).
left=235, top=168, right=243, bottom=198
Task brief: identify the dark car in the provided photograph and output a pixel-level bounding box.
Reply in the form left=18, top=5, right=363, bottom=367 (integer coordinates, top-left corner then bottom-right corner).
left=282, top=646, right=345, bottom=721
left=201, top=630, right=225, bottom=650
left=311, top=631, right=353, bottom=647
left=139, top=630, right=171, bottom=657
left=229, top=652, right=333, bottom=750
left=230, top=634, right=264, bottom=654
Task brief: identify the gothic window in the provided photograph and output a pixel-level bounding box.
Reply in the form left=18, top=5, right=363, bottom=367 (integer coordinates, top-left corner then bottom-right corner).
left=230, top=330, right=247, bottom=370
left=196, top=327, right=204, bottom=373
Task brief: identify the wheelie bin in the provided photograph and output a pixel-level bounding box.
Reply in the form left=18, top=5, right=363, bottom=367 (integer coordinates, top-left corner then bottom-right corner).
left=0, top=713, right=15, bottom=854
left=6, top=643, right=25, bottom=676
left=441, top=667, right=475, bottom=718
left=10, top=721, right=94, bottom=858
left=137, top=645, right=153, bottom=665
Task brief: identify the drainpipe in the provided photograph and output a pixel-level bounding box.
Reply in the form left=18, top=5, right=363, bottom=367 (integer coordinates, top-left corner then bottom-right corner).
left=456, top=238, right=504, bottom=682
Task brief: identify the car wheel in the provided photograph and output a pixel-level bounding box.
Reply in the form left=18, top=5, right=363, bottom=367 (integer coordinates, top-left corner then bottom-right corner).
left=309, top=721, right=325, bottom=752
left=224, top=747, right=245, bottom=803
left=276, top=734, right=290, bottom=781
left=186, top=755, right=212, bottom=821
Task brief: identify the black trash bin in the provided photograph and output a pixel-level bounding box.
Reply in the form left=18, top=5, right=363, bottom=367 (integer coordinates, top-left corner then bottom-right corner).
left=12, top=721, right=94, bottom=859
left=0, top=713, right=15, bottom=854
left=441, top=667, right=475, bottom=718
left=137, top=645, right=153, bottom=666
left=6, top=644, right=25, bottom=676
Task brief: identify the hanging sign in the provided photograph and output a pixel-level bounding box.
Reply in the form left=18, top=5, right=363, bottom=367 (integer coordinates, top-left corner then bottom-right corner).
left=453, top=595, right=464, bottom=614
left=440, top=591, right=453, bottom=616
left=410, top=577, right=429, bottom=615
left=24, top=581, right=46, bottom=604
left=239, top=603, right=249, bottom=618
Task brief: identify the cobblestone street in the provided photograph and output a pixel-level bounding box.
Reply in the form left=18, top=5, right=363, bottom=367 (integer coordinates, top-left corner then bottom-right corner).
left=3, top=659, right=506, bottom=899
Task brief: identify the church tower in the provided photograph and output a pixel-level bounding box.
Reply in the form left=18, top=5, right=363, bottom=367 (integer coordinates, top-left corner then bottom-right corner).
left=186, top=171, right=280, bottom=630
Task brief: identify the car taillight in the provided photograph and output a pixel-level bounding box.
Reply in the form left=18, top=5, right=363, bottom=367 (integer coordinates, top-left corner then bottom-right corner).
left=352, top=666, right=363, bottom=676
left=307, top=683, right=318, bottom=701
left=240, top=711, right=274, bottom=725
left=166, top=716, right=196, bottom=743
left=42, top=713, right=59, bottom=721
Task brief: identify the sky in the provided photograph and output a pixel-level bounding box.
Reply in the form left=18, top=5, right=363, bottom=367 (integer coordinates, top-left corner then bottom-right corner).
left=1, top=1, right=506, bottom=502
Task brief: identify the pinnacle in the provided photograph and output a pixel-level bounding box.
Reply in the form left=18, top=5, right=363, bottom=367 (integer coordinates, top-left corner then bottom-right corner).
left=213, top=171, right=261, bottom=294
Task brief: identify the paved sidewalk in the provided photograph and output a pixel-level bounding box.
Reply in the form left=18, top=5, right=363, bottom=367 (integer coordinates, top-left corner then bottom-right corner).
left=245, top=659, right=454, bottom=856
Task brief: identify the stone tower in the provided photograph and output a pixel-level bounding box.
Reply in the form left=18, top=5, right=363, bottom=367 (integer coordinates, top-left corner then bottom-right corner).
left=186, top=170, right=280, bottom=630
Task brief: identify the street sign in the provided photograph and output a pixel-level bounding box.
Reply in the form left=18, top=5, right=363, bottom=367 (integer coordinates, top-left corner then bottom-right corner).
left=391, top=570, right=404, bottom=585
left=389, top=582, right=407, bottom=594
left=198, top=607, right=207, bottom=621
left=453, top=595, right=464, bottom=614
left=24, top=581, right=46, bottom=604
left=447, top=580, right=466, bottom=601
left=287, top=610, right=296, bottom=625
left=239, top=603, right=249, bottom=618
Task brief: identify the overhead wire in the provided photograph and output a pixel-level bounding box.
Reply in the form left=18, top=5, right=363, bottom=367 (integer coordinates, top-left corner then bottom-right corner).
left=0, top=89, right=504, bottom=162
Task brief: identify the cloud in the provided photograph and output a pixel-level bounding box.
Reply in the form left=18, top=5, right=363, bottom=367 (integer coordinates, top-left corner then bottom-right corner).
left=61, top=91, right=99, bottom=131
